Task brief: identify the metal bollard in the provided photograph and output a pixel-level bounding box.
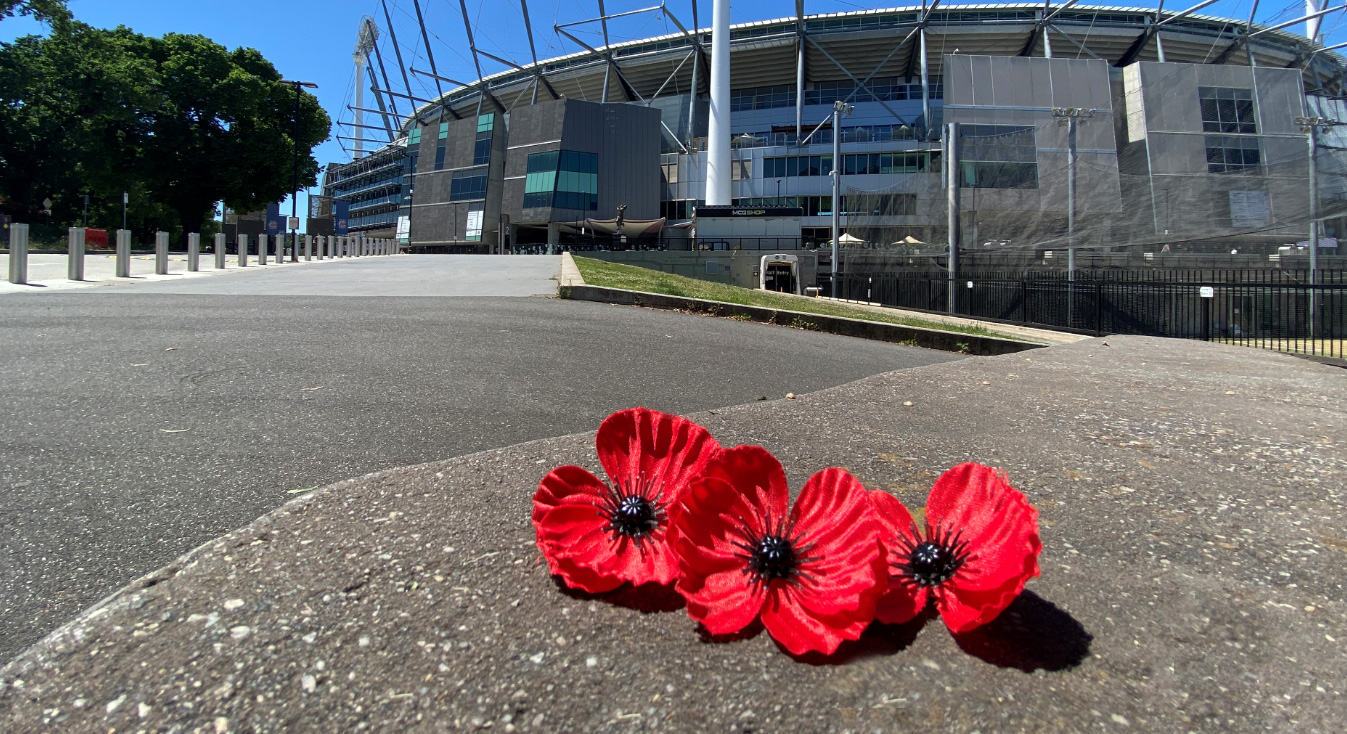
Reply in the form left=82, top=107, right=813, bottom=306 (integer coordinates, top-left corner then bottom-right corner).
left=115, top=229, right=131, bottom=277
left=155, top=231, right=169, bottom=274
left=238, top=234, right=249, bottom=267
left=304, top=234, right=312, bottom=261
left=187, top=233, right=200, bottom=271
left=68, top=227, right=85, bottom=281
left=258, top=234, right=268, bottom=265
left=8, top=222, right=29, bottom=284
left=214, top=233, right=226, bottom=269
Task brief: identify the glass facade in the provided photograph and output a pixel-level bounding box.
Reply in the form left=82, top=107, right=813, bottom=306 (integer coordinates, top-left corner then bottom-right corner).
left=474, top=114, right=495, bottom=166
left=958, top=125, right=1038, bottom=189
left=523, top=150, right=598, bottom=210
left=450, top=166, right=489, bottom=201
left=1199, top=87, right=1257, bottom=134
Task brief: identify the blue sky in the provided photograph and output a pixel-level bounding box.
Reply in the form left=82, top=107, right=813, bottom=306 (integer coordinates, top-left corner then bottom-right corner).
left=5, top=0, right=1346, bottom=221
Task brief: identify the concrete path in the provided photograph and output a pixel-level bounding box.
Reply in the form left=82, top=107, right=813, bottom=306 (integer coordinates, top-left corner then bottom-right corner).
left=2, top=337, right=1343, bottom=732
left=0, top=251, right=340, bottom=294
left=0, top=292, right=959, bottom=662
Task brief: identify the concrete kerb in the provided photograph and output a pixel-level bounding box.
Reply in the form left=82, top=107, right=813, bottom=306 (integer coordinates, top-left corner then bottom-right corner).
left=563, top=284, right=1040, bottom=356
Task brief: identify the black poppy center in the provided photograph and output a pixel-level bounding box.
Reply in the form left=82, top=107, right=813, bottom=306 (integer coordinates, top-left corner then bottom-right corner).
left=749, top=534, right=798, bottom=581
left=609, top=494, right=659, bottom=538
left=907, top=540, right=963, bottom=586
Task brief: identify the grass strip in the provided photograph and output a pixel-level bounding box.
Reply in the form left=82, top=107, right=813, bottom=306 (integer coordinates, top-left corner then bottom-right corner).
left=572, top=256, right=1020, bottom=341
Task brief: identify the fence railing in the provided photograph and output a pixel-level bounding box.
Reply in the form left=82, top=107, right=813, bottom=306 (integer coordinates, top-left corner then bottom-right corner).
left=823, top=270, right=1347, bottom=360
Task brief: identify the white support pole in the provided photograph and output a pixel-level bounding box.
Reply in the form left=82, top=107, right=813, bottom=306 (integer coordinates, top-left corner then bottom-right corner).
left=8, top=223, right=29, bottom=284
left=187, top=233, right=200, bottom=271
left=116, top=229, right=131, bottom=277
left=705, top=0, right=732, bottom=206
left=214, top=233, right=226, bottom=269
left=155, top=231, right=169, bottom=275
left=305, top=234, right=312, bottom=261
left=946, top=122, right=960, bottom=315
left=238, top=233, right=249, bottom=267
left=68, top=227, right=85, bottom=281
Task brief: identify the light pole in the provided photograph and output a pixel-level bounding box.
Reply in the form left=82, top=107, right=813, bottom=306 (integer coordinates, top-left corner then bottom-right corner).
left=830, top=100, right=855, bottom=289
left=282, top=80, right=318, bottom=262
left=1295, top=114, right=1343, bottom=340
left=1053, top=107, right=1096, bottom=327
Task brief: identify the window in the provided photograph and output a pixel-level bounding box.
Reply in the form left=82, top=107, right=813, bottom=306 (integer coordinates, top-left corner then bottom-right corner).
left=731, top=159, right=751, bottom=181
left=522, top=150, right=597, bottom=210
left=761, top=155, right=834, bottom=178
left=438, top=122, right=450, bottom=140
left=1199, top=87, right=1256, bottom=134
left=730, top=85, right=796, bottom=112
left=804, top=78, right=943, bottom=106
left=450, top=166, right=488, bottom=201
left=473, top=114, right=494, bottom=165
left=1205, top=135, right=1260, bottom=173
left=660, top=199, right=698, bottom=220
left=661, top=162, right=679, bottom=183
left=958, top=125, right=1037, bottom=189
left=408, top=127, right=422, bottom=146
left=434, top=141, right=447, bottom=171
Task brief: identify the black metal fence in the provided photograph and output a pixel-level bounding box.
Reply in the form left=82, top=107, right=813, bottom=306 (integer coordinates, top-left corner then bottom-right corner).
left=825, top=269, right=1347, bottom=360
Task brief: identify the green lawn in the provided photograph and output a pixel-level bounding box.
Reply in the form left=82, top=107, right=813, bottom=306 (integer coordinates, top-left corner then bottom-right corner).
left=570, top=256, right=1019, bottom=340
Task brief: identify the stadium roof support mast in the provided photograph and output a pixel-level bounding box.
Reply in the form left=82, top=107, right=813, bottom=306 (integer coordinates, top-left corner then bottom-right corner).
left=353, top=19, right=379, bottom=160
left=706, top=0, right=731, bottom=206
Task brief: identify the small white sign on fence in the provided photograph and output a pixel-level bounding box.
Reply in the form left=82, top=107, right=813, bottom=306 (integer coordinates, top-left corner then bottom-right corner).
left=1199, top=286, right=1215, bottom=298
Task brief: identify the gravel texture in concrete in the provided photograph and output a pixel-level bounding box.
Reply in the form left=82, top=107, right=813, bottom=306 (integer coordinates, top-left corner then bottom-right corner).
left=0, top=293, right=956, bottom=662
left=2, top=336, right=1342, bottom=732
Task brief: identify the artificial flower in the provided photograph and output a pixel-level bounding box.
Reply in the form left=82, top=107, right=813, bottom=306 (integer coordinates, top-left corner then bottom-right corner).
left=870, top=462, right=1041, bottom=633
left=671, top=446, right=887, bottom=656
left=533, top=407, right=720, bottom=593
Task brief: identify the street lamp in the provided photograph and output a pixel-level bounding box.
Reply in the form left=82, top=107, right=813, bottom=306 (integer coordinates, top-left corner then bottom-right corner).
left=281, top=80, right=318, bottom=262
left=830, top=100, right=855, bottom=286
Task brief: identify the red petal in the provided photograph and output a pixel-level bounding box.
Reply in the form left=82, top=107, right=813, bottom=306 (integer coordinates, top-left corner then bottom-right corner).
left=867, top=490, right=927, bottom=625
left=925, top=463, right=1042, bottom=631
left=786, top=469, right=887, bottom=621
left=695, top=445, right=789, bottom=525
left=760, top=586, right=871, bottom=656
left=594, top=408, right=721, bottom=510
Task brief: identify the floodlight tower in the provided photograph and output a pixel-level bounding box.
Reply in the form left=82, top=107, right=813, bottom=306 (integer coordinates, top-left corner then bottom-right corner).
left=705, top=0, right=731, bottom=206
left=353, top=17, right=379, bottom=160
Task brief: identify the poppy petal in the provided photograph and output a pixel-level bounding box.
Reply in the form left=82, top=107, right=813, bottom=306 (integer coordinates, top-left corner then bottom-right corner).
left=594, top=407, right=721, bottom=508
left=925, top=463, right=1042, bottom=630
left=867, top=490, right=927, bottom=625
left=760, top=586, right=870, bottom=657
left=696, top=445, right=789, bottom=523
left=786, top=469, right=886, bottom=620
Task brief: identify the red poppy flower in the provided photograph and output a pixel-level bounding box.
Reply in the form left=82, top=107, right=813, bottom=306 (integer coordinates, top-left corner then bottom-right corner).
left=671, top=446, right=887, bottom=656
left=533, top=407, right=720, bottom=594
left=870, top=462, right=1042, bottom=634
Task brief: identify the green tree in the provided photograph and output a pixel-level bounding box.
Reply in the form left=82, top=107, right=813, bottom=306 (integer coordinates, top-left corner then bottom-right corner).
left=1, top=0, right=71, bottom=24
left=0, top=22, right=330, bottom=239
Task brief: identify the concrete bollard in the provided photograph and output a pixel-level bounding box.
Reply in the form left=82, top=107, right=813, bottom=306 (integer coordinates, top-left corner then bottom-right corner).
left=304, top=234, right=312, bottom=261
left=214, top=233, right=226, bottom=269
left=115, top=229, right=131, bottom=277
left=187, top=233, right=200, bottom=271
left=155, top=231, right=169, bottom=275
left=68, top=227, right=85, bottom=281
left=258, top=234, right=268, bottom=265
left=8, top=222, right=29, bottom=284
left=238, top=234, right=249, bottom=267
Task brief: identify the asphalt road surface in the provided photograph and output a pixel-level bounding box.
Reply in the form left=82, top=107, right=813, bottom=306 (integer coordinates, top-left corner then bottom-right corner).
left=0, top=258, right=960, bottom=661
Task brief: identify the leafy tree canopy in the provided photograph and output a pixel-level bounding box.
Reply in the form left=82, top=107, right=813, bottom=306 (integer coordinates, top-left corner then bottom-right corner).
left=0, top=20, right=330, bottom=239
left=1, top=0, right=71, bottom=24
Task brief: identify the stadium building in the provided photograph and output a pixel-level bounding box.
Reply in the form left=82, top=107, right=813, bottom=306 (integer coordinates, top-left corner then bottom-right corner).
left=322, top=2, right=1347, bottom=263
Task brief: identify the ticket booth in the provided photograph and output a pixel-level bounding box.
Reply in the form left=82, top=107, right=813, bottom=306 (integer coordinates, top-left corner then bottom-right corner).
left=759, top=254, right=800, bottom=294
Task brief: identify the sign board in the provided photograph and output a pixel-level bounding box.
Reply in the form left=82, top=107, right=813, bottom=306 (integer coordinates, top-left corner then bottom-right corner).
left=1229, top=191, right=1269, bottom=229
left=694, top=206, right=804, bottom=218
left=333, top=201, right=349, bottom=235
left=287, top=216, right=300, bottom=231
left=1200, top=286, right=1215, bottom=298
left=396, top=215, right=410, bottom=242
left=265, top=203, right=284, bottom=235
left=466, top=209, right=483, bottom=239
left=1294, top=237, right=1339, bottom=249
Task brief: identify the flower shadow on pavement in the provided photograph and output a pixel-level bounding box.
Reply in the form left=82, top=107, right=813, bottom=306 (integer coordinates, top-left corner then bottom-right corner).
left=551, top=575, right=687, bottom=614
left=781, top=611, right=932, bottom=666
left=951, top=591, right=1092, bottom=672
